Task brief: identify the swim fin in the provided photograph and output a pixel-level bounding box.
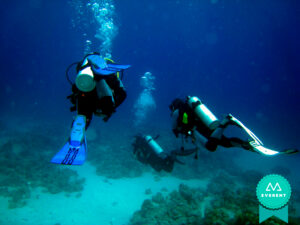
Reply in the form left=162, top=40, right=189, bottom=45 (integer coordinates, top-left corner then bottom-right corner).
left=248, top=140, right=280, bottom=156
left=229, top=115, right=263, bottom=145
left=88, top=55, right=131, bottom=75
left=51, top=115, right=87, bottom=165
left=230, top=115, right=298, bottom=156
left=248, top=140, right=299, bottom=156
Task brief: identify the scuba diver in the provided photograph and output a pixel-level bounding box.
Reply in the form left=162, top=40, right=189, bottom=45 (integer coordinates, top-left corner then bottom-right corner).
left=132, top=96, right=298, bottom=173
left=132, top=134, right=197, bottom=172
left=51, top=52, right=130, bottom=165
left=169, top=96, right=298, bottom=156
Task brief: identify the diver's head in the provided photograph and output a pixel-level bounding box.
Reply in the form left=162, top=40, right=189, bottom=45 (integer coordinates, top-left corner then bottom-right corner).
left=169, top=98, right=184, bottom=112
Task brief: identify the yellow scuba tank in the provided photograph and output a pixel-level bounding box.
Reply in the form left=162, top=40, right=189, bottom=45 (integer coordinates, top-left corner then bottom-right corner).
left=75, top=58, right=96, bottom=92
left=187, top=96, right=219, bottom=130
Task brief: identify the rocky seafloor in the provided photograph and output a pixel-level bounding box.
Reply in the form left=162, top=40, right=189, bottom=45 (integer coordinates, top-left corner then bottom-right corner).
left=130, top=171, right=300, bottom=225
left=0, top=121, right=85, bottom=208
left=2, top=117, right=299, bottom=225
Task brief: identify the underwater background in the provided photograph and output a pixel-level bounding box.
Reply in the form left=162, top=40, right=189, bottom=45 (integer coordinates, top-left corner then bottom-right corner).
left=0, top=0, right=299, bottom=224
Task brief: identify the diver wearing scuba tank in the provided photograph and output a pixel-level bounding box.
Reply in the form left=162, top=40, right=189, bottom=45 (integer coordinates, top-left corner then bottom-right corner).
left=67, top=52, right=130, bottom=128
left=169, top=96, right=298, bottom=156
left=132, top=134, right=197, bottom=172
left=51, top=53, right=131, bottom=165
left=170, top=97, right=219, bottom=140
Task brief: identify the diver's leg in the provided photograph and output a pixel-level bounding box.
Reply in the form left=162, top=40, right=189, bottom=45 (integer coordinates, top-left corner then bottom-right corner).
left=192, top=130, right=214, bottom=152
left=95, top=79, right=116, bottom=121
left=205, top=114, right=240, bottom=151
left=204, top=122, right=227, bottom=151
left=218, top=136, right=252, bottom=151
left=209, top=114, right=235, bottom=139
left=104, top=75, right=127, bottom=107
left=110, top=78, right=127, bottom=107
left=76, top=94, right=94, bottom=129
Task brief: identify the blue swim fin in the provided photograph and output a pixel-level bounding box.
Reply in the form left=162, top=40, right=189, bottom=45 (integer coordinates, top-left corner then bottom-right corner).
left=86, top=54, right=131, bottom=75
left=92, top=63, right=131, bottom=75
left=51, top=115, right=87, bottom=165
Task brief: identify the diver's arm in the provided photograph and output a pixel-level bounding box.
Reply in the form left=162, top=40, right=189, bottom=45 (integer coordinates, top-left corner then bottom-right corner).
left=76, top=93, right=93, bottom=129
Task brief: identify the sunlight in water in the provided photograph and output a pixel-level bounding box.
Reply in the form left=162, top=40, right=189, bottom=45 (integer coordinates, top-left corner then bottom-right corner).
left=134, top=72, right=156, bottom=127
left=69, top=0, right=117, bottom=57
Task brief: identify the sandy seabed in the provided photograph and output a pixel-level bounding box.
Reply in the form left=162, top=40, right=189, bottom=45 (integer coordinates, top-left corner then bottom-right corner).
left=0, top=163, right=208, bottom=225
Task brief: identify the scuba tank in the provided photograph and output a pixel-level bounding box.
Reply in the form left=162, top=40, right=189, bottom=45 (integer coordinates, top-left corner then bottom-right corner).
left=144, top=135, right=165, bottom=157
left=187, top=96, right=219, bottom=130
left=67, top=52, right=130, bottom=92
left=75, top=58, right=96, bottom=92
left=132, top=134, right=174, bottom=172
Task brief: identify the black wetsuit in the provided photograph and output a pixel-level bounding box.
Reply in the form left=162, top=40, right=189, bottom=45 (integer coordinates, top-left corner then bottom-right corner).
left=68, top=74, right=126, bottom=129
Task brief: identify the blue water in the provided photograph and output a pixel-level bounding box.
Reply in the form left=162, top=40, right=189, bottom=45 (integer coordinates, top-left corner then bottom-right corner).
left=0, top=0, right=299, bottom=224
left=1, top=0, right=299, bottom=131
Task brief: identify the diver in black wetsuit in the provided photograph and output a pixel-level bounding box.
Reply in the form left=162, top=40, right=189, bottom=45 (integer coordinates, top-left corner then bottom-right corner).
left=51, top=53, right=130, bottom=165
left=169, top=96, right=298, bottom=156
left=132, top=134, right=196, bottom=172
left=67, top=52, right=130, bottom=129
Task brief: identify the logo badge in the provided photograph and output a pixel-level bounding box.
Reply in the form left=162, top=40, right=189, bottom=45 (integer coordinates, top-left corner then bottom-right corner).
left=256, top=174, right=291, bottom=223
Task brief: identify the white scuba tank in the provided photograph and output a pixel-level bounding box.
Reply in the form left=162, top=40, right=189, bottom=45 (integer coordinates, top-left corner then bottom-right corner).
left=75, top=58, right=96, bottom=92
left=144, top=135, right=164, bottom=155
left=187, top=96, right=219, bottom=130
